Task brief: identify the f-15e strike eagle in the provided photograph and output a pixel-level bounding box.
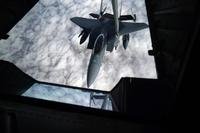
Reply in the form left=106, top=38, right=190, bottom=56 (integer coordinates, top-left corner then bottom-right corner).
left=70, top=0, right=148, bottom=87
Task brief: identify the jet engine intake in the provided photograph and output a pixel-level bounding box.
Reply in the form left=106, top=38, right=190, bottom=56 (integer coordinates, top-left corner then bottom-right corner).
left=79, top=29, right=90, bottom=44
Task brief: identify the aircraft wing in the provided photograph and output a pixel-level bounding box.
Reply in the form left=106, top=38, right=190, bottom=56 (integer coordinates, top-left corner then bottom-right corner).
left=70, top=17, right=100, bottom=30
left=119, top=22, right=148, bottom=35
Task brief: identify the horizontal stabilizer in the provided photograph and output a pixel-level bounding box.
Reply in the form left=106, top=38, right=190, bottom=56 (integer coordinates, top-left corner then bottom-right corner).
left=89, top=13, right=100, bottom=19
left=119, top=15, right=134, bottom=21
left=119, top=22, right=148, bottom=35
left=103, top=13, right=114, bottom=19
left=70, top=17, right=100, bottom=30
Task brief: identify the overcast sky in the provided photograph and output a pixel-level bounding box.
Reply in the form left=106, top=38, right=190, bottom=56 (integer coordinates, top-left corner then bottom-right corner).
left=0, top=0, right=157, bottom=91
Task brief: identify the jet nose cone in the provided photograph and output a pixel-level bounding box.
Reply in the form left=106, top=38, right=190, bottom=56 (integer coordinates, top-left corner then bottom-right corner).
left=87, top=55, right=101, bottom=87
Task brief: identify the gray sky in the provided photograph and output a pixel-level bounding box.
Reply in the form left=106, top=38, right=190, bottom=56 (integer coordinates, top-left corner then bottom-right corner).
left=0, top=0, right=157, bottom=91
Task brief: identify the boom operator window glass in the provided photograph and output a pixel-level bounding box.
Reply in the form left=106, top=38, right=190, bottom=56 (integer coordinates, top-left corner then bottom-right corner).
left=22, top=83, right=114, bottom=111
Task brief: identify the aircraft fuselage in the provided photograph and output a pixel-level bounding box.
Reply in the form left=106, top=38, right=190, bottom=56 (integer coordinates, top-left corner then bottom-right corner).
left=86, top=17, right=121, bottom=87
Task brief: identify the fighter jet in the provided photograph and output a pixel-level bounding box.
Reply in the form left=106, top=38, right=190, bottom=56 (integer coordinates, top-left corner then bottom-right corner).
left=70, top=0, right=148, bottom=87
